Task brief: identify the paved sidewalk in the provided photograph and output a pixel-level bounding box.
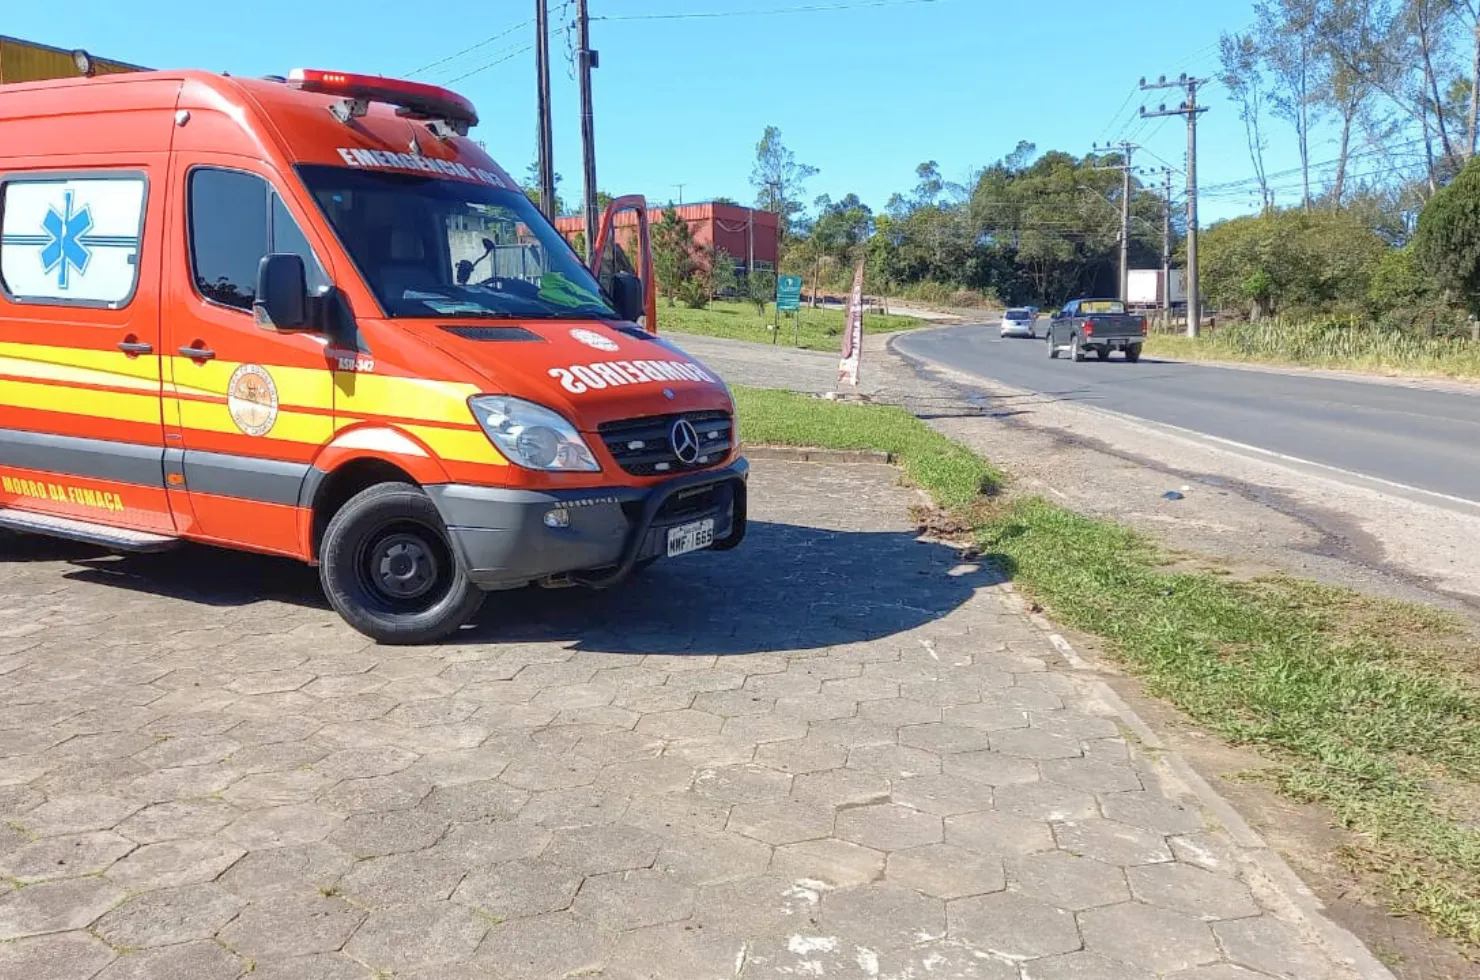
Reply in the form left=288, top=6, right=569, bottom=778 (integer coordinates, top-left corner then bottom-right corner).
left=0, top=457, right=1380, bottom=979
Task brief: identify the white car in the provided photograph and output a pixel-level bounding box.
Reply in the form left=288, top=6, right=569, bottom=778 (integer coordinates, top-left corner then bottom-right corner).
left=1000, top=308, right=1036, bottom=338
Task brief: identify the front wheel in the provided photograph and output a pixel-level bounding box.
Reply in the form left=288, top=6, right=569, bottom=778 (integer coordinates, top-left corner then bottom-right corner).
left=319, top=482, right=484, bottom=645
left=1125, top=343, right=1143, bottom=363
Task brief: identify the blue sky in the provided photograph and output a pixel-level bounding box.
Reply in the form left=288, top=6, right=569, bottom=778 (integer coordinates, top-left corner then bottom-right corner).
left=10, top=0, right=1323, bottom=225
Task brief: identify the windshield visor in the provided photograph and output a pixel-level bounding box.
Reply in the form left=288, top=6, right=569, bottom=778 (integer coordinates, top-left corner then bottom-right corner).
left=297, top=164, right=616, bottom=320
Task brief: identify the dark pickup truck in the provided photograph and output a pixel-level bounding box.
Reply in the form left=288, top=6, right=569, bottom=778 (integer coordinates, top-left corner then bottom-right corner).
left=1047, top=299, right=1148, bottom=362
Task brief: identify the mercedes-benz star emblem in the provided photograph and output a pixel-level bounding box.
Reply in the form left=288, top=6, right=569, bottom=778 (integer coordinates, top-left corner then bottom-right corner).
left=670, top=419, right=701, bottom=465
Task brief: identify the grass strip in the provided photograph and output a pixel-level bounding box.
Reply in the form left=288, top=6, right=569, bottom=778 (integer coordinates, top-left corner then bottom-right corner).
left=661, top=299, right=925, bottom=352
left=736, top=383, right=1480, bottom=948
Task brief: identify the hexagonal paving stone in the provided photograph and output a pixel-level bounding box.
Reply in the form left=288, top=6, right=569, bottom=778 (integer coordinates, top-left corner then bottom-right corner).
left=338, top=848, right=467, bottom=906
left=0, top=830, right=134, bottom=882
left=0, top=877, right=126, bottom=940
left=1008, top=850, right=1129, bottom=910
left=498, top=754, right=602, bottom=792
left=606, top=921, right=748, bottom=980
left=1099, top=792, right=1205, bottom=836
left=0, top=931, right=116, bottom=980
left=326, top=809, right=450, bottom=859
left=216, top=842, right=354, bottom=901
left=876, top=941, right=1018, bottom=980
left=693, top=764, right=792, bottom=804
left=218, top=894, right=366, bottom=959
left=943, top=702, right=1029, bottom=732
left=16, top=794, right=140, bottom=837
left=544, top=823, right=662, bottom=875
left=1162, top=967, right=1273, bottom=980
left=105, top=838, right=245, bottom=890
left=1055, top=818, right=1173, bottom=867
left=738, top=933, right=886, bottom=979
left=899, top=723, right=995, bottom=756
left=945, top=810, right=1056, bottom=857
left=753, top=737, right=849, bottom=775
left=728, top=799, right=835, bottom=844
left=692, top=689, right=774, bottom=717
left=1020, top=950, right=1156, bottom=980
left=1213, top=915, right=1344, bottom=979
left=247, top=953, right=374, bottom=980
left=572, top=868, right=697, bottom=931
left=94, top=940, right=245, bottom=980
left=1079, top=902, right=1220, bottom=974
left=1126, top=862, right=1260, bottom=921
left=344, top=901, right=488, bottom=973
left=623, top=794, right=730, bottom=837
left=858, top=698, right=942, bottom=728
left=844, top=743, right=941, bottom=779
left=635, top=709, right=723, bottom=739
left=790, top=769, right=890, bottom=808
left=820, top=882, right=946, bottom=950
left=114, top=800, right=239, bottom=844
left=989, top=728, right=1083, bottom=761
left=224, top=771, right=338, bottom=807
left=886, top=843, right=1005, bottom=899
left=1039, top=757, right=1143, bottom=794
left=96, top=883, right=244, bottom=948
left=475, top=911, right=611, bottom=980
left=454, top=859, right=582, bottom=918
left=947, top=891, right=1082, bottom=959
left=942, top=750, right=1040, bottom=788
left=650, top=828, right=771, bottom=884
left=419, top=780, right=529, bottom=823
left=836, top=803, right=942, bottom=851
left=990, top=782, right=1098, bottom=823
left=890, top=773, right=995, bottom=817
left=772, top=838, right=885, bottom=889
left=224, top=805, right=342, bottom=850
left=693, top=874, right=825, bottom=938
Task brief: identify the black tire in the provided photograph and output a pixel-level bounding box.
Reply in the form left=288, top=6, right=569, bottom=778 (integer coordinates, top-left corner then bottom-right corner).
left=1125, top=343, right=1143, bottom=363
left=1071, top=334, right=1086, bottom=362
left=1096, top=346, right=1111, bottom=361
left=319, top=482, right=484, bottom=645
left=1048, top=334, right=1060, bottom=359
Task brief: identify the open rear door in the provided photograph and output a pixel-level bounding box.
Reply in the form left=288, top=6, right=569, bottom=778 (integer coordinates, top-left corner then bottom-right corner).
left=589, top=195, right=658, bottom=333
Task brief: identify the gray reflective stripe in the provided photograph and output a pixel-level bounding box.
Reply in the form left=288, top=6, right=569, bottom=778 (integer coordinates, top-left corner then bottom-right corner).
left=181, top=451, right=310, bottom=506
left=0, top=428, right=164, bottom=487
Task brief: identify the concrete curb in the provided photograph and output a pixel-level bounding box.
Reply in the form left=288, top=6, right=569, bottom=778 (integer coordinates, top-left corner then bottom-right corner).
left=742, top=444, right=893, bottom=465
left=1001, top=585, right=1398, bottom=980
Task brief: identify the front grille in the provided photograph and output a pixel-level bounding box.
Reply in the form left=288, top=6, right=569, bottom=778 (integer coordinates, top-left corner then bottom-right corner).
left=598, top=410, right=732, bottom=477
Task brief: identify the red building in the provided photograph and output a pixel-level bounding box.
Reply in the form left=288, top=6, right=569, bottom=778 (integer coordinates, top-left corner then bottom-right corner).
left=556, top=202, right=779, bottom=275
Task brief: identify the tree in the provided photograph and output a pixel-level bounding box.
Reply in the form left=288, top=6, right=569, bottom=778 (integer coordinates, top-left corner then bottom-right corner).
left=750, top=126, right=819, bottom=241
left=1255, top=0, right=1323, bottom=210
left=1315, top=0, right=1382, bottom=206
left=651, top=207, right=698, bottom=307
left=522, top=160, right=565, bottom=216
left=1414, top=154, right=1480, bottom=311
left=710, top=248, right=739, bottom=299
left=1222, top=31, right=1273, bottom=210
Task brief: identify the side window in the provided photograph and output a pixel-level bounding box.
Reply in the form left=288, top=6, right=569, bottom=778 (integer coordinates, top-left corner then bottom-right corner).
left=0, top=174, right=147, bottom=307
left=189, top=169, right=325, bottom=312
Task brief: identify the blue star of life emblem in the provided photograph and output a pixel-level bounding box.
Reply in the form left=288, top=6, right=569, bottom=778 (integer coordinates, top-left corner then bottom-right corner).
left=40, top=191, right=93, bottom=290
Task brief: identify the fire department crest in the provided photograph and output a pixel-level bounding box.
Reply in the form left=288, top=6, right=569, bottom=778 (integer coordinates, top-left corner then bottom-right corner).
left=227, top=364, right=279, bottom=436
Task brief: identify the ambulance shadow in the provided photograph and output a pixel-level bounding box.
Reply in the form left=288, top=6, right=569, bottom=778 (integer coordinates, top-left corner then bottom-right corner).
left=459, top=520, right=1004, bottom=655
left=40, top=520, right=1002, bottom=655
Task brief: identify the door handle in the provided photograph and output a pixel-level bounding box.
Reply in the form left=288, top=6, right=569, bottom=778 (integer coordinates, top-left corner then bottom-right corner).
left=178, top=345, right=216, bottom=361
left=116, top=341, right=153, bottom=355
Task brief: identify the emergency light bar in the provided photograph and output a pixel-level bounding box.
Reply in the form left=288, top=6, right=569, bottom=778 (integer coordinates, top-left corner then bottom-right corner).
left=287, top=68, right=478, bottom=136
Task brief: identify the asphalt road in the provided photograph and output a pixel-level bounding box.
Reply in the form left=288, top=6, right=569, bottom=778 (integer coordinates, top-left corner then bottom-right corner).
left=895, top=320, right=1480, bottom=505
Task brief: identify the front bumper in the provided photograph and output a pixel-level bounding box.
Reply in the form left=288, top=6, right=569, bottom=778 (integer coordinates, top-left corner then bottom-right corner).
left=425, top=458, right=749, bottom=590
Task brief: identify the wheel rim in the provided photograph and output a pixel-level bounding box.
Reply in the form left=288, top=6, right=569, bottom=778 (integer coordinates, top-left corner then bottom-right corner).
left=355, top=520, right=454, bottom=611
left=1071, top=337, right=1079, bottom=358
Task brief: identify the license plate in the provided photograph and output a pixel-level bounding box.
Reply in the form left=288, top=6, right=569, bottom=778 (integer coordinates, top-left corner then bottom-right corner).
left=666, top=518, right=715, bottom=558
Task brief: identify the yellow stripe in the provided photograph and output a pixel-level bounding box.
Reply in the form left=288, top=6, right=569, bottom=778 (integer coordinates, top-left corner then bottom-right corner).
left=334, top=373, right=481, bottom=425
left=0, top=379, right=160, bottom=424
left=0, top=341, right=161, bottom=385
left=402, top=425, right=507, bottom=466
left=0, top=355, right=161, bottom=393
left=177, top=400, right=335, bottom=444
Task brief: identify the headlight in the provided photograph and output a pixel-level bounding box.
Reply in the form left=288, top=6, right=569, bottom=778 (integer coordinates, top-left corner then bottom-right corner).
left=468, top=396, right=600, bottom=472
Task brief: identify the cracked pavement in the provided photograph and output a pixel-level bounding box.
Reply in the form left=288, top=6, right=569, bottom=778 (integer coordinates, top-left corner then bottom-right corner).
left=0, top=458, right=1379, bottom=979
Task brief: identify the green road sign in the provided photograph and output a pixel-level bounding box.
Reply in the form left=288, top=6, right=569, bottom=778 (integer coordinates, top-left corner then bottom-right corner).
left=776, top=275, right=803, bottom=311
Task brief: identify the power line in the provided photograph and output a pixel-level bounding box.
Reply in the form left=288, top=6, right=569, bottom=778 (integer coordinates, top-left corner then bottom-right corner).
left=444, top=42, right=538, bottom=84
left=593, top=0, right=959, bottom=20
left=407, top=19, right=532, bottom=77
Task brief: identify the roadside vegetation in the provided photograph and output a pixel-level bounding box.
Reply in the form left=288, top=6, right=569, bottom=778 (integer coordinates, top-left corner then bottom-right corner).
left=735, top=384, right=1480, bottom=950
left=662, top=300, right=925, bottom=353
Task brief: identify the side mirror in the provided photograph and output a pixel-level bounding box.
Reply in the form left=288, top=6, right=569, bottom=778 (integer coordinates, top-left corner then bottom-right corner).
left=610, top=272, right=644, bottom=323
left=255, top=253, right=308, bottom=330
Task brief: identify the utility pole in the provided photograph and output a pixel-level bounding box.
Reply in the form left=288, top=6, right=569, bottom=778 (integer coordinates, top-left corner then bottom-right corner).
left=1161, top=167, right=1173, bottom=325
left=674, top=183, right=686, bottom=206
left=1140, top=74, right=1207, bottom=337
left=575, top=0, right=599, bottom=262
left=1092, top=141, right=1137, bottom=301
left=533, top=0, right=556, bottom=222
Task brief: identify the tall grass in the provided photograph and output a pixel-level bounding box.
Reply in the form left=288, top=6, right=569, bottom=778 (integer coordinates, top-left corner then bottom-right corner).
left=1147, top=316, right=1480, bottom=379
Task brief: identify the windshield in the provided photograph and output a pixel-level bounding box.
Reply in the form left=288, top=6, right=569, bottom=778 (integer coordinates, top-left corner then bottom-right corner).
left=1080, top=300, right=1126, bottom=315
left=297, top=165, right=615, bottom=320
